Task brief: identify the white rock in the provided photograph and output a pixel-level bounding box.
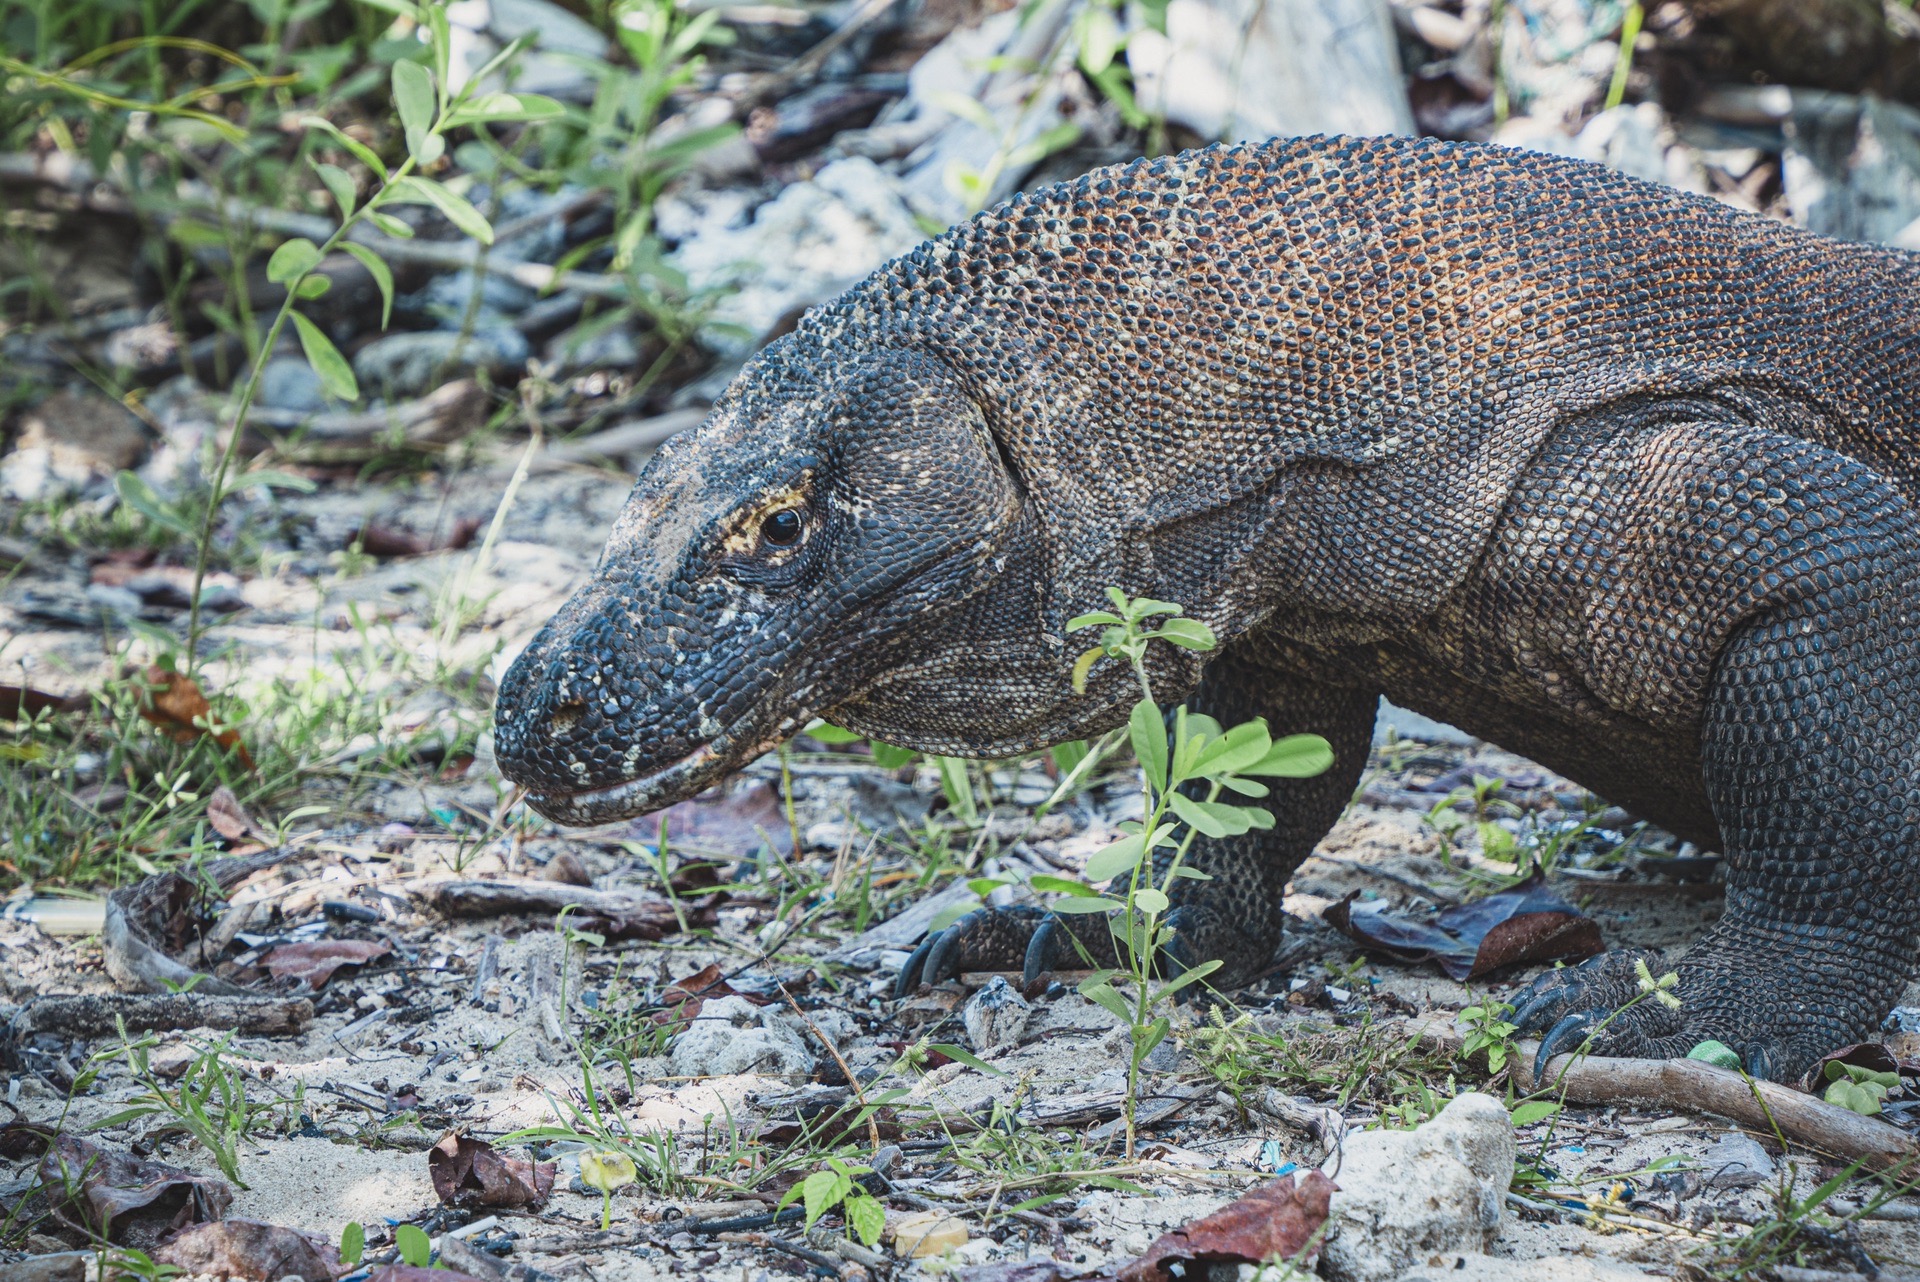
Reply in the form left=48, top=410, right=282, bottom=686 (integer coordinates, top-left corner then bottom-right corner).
left=1319, top=1093, right=1516, bottom=1282
left=1124, top=0, right=1411, bottom=144
left=1783, top=95, right=1920, bottom=247
left=668, top=157, right=926, bottom=356
left=669, top=995, right=816, bottom=1080
left=445, top=0, right=611, bottom=100
left=1, top=389, right=149, bottom=502
left=961, top=976, right=1031, bottom=1052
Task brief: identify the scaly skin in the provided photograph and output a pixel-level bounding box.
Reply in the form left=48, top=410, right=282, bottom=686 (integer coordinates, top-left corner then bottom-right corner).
left=493, top=136, right=1920, bottom=1082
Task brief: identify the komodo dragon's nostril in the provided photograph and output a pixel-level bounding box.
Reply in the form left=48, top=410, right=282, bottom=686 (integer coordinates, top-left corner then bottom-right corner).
left=548, top=699, right=587, bottom=737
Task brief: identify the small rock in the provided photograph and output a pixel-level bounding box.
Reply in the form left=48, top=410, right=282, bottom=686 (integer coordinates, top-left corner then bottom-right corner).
left=961, top=976, right=1031, bottom=1052
left=148, top=1043, right=197, bottom=1079
left=1319, top=1093, right=1515, bottom=1282
left=669, top=995, right=815, bottom=1080
left=353, top=329, right=530, bottom=399
left=1, top=389, right=150, bottom=501
left=543, top=850, right=593, bottom=887
left=888, top=1210, right=967, bottom=1259
left=1701, top=1129, right=1774, bottom=1189
left=255, top=355, right=334, bottom=414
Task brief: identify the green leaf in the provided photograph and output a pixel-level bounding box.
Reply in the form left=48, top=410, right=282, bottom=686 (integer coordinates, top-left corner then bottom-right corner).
left=391, top=175, right=494, bottom=244
left=1192, top=720, right=1272, bottom=778
left=1216, top=776, right=1270, bottom=798
left=1151, top=617, right=1217, bottom=651
left=1128, top=699, right=1167, bottom=792
left=1052, top=739, right=1089, bottom=776
left=445, top=91, right=568, bottom=127
left=1031, top=873, right=1098, bottom=897
left=1510, top=1100, right=1560, bottom=1127
left=800, top=1169, right=842, bottom=1230
left=312, top=161, right=357, bottom=218
left=802, top=721, right=864, bottom=743
left=392, top=58, right=435, bottom=156
left=1134, top=887, right=1169, bottom=914
left=289, top=311, right=359, bottom=401
left=300, top=115, right=389, bottom=180
left=967, top=877, right=1008, bottom=897
left=1078, top=978, right=1131, bottom=1022
left=1126, top=596, right=1183, bottom=621
left=1070, top=646, right=1104, bottom=694
left=294, top=276, right=331, bottom=300
left=366, top=209, right=415, bottom=238
left=1048, top=895, right=1123, bottom=914
left=339, top=1223, right=364, bottom=1267
left=1006, top=120, right=1081, bottom=172
left=871, top=741, right=917, bottom=769
left=1167, top=791, right=1225, bottom=839
left=847, top=1193, right=886, bottom=1247
left=1246, top=733, right=1335, bottom=778
left=340, top=243, right=395, bottom=329
left=266, top=237, right=321, bottom=285
left=928, top=1043, right=1008, bottom=1076
left=935, top=755, right=977, bottom=823
left=928, top=900, right=975, bottom=933
left=1149, top=959, right=1220, bottom=1005
left=1077, top=5, right=1121, bottom=73
left=1084, top=833, right=1145, bottom=883
left=114, top=471, right=195, bottom=538
left=926, top=89, right=998, bottom=132
left=1067, top=611, right=1123, bottom=631
left=395, top=1225, right=431, bottom=1268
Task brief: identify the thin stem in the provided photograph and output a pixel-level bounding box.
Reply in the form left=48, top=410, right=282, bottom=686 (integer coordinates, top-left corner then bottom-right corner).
left=185, top=152, right=421, bottom=673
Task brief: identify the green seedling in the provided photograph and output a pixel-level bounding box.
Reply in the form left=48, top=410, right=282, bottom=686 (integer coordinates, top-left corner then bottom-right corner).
left=778, top=1157, right=886, bottom=1248
left=1824, top=1061, right=1901, bottom=1116
left=581, top=1150, right=638, bottom=1231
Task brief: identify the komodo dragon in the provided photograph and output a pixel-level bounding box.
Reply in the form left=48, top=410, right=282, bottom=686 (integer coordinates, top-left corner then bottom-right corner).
left=493, top=135, right=1920, bottom=1082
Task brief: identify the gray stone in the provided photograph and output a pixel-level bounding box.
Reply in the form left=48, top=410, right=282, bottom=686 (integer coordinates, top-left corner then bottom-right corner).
left=1, top=389, right=149, bottom=502
left=1783, top=94, right=1920, bottom=247
left=1374, top=699, right=1475, bottom=747
left=544, top=322, right=640, bottom=372
left=353, top=329, right=530, bottom=398
left=255, top=355, right=333, bottom=414
left=1700, top=1129, right=1774, bottom=1189
left=1320, top=1093, right=1516, bottom=1282
left=961, top=976, right=1031, bottom=1052
left=668, top=995, right=816, bottom=1080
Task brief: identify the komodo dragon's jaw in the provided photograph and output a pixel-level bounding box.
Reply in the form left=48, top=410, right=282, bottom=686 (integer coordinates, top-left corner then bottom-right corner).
left=491, top=345, right=1039, bottom=824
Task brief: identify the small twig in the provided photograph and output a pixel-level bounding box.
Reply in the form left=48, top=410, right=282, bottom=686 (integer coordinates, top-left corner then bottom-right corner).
left=777, top=982, right=879, bottom=1151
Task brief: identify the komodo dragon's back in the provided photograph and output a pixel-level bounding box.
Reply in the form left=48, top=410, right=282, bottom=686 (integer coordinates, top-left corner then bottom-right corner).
left=496, top=135, right=1920, bottom=1083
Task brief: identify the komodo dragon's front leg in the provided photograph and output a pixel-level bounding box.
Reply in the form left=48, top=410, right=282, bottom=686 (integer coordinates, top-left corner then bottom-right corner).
left=1506, top=421, right=1920, bottom=1082
left=895, top=654, right=1380, bottom=995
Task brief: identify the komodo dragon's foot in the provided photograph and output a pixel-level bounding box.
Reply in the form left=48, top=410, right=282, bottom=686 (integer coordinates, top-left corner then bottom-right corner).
left=1509, top=948, right=1839, bottom=1083
left=895, top=900, right=1273, bottom=997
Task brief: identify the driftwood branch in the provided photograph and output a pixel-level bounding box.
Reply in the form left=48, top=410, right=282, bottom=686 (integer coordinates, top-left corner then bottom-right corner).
left=9, top=993, right=314, bottom=1039
left=1410, top=1015, right=1920, bottom=1173
left=412, top=878, right=661, bottom=919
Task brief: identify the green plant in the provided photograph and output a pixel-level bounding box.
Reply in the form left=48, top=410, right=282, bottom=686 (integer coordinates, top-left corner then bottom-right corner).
left=394, top=1224, right=433, bottom=1268
left=778, top=1157, right=886, bottom=1248
left=1823, top=1061, right=1901, bottom=1116
left=1045, top=588, right=1332, bottom=1155
left=90, top=1026, right=256, bottom=1188
left=1457, top=996, right=1519, bottom=1076
left=339, top=1222, right=365, bottom=1268
left=581, top=1150, right=638, bottom=1231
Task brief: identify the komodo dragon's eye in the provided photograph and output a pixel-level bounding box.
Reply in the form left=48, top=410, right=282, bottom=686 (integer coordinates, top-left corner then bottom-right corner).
left=761, top=508, right=804, bottom=548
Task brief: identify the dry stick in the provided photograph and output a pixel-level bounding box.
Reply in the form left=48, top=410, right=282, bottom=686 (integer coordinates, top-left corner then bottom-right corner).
left=777, top=982, right=881, bottom=1152
left=8, top=992, right=313, bottom=1038
left=1410, top=1015, right=1920, bottom=1173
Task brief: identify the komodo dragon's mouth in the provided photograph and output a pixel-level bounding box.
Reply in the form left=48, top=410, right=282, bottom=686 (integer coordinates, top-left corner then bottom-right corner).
left=517, top=726, right=788, bottom=826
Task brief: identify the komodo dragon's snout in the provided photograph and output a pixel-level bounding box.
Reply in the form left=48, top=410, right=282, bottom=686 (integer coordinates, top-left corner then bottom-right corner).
left=492, top=348, right=1035, bottom=826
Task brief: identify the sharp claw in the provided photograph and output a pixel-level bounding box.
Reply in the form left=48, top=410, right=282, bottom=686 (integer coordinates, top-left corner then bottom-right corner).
left=1534, top=1011, right=1596, bottom=1081
left=1743, top=1043, right=1780, bottom=1082
left=923, top=922, right=970, bottom=987
left=1510, top=984, right=1576, bottom=1035
left=1023, top=917, right=1064, bottom=985
left=896, top=930, right=941, bottom=998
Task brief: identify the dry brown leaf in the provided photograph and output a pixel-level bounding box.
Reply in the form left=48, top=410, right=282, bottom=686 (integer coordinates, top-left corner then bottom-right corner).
left=205, top=786, right=269, bottom=845
left=261, top=939, right=393, bottom=988
left=154, top=1218, right=343, bottom=1280
left=1114, top=1171, right=1335, bottom=1282
left=428, top=1135, right=556, bottom=1210
left=0, top=1123, right=231, bottom=1248
left=139, top=666, right=253, bottom=770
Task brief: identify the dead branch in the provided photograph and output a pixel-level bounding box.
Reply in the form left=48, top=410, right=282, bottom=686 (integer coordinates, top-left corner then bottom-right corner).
left=8, top=992, right=314, bottom=1039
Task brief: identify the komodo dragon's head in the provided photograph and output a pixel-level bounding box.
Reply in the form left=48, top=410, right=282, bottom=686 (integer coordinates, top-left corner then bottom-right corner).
left=493, top=343, right=1098, bottom=826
